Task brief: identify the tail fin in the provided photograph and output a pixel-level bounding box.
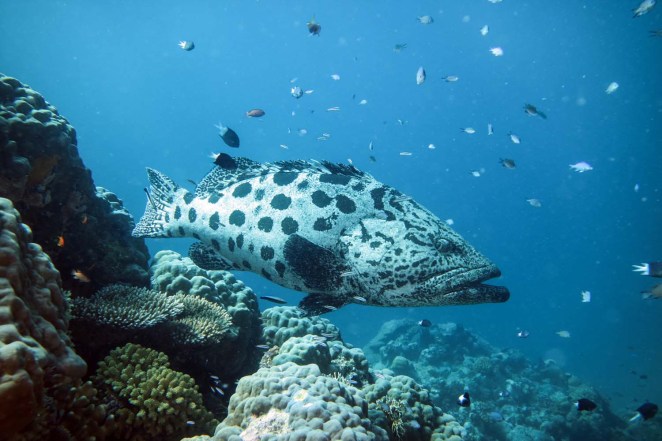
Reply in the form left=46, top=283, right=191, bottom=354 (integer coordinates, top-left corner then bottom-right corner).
left=132, top=168, right=180, bottom=238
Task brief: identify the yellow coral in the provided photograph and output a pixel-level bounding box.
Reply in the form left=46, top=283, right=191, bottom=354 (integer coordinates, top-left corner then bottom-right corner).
left=93, top=343, right=216, bottom=441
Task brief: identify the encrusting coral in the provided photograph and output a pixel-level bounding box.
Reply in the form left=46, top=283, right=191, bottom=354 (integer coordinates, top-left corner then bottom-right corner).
left=92, top=342, right=217, bottom=441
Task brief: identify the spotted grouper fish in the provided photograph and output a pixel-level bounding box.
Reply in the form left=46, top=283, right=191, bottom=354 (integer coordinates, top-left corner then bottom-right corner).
left=133, top=153, right=509, bottom=314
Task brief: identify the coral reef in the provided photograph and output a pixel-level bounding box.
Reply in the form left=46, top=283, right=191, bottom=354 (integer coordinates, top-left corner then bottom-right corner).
left=92, top=343, right=217, bottom=441
left=167, top=294, right=234, bottom=346
left=261, top=305, right=340, bottom=347
left=148, top=250, right=262, bottom=381
left=364, top=319, right=628, bottom=440
left=0, top=74, right=149, bottom=291
left=0, top=197, right=87, bottom=437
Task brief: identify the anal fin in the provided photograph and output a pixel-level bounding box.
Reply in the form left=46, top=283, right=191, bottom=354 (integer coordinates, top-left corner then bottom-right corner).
left=189, top=242, right=235, bottom=271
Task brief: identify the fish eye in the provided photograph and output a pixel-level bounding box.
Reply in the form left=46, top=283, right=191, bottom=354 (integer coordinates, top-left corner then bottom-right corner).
left=434, top=238, right=454, bottom=253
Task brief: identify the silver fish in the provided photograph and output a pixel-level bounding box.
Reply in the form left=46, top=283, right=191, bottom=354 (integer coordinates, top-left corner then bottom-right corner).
left=133, top=153, right=509, bottom=315
left=416, top=66, right=426, bottom=85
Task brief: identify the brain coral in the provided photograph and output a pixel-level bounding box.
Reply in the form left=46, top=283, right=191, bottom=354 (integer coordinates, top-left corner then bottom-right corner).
left=0, top=74, right=149, bottom=291
left=0, top=197, right=87, bottom=437
left=92, top=343, right=217, bottom=441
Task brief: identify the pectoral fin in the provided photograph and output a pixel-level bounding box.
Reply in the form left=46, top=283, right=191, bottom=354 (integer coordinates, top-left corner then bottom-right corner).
left=189, top=242, right=235, bottom=271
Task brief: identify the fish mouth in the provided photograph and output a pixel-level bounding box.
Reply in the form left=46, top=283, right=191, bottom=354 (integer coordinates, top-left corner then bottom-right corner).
left=433, top=264, right=510, bottom=305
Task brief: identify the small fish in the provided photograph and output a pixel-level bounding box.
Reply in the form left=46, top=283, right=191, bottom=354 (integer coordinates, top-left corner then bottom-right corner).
left=352, top=296, right=367, bottom=303
left=417, top=15, right=434, bottom=24
left=215, top=123, right=240, bottom=148
left=480, top=25, right=489, bottom=36
left=457, top=392, right=471, bottom=407
left=246, top=109, right=265, bottom=118
left=418, top=319, right=432, bottom=327
left=442, top=76, right=459, bottom=82
left=178, top=41, right=195, bottom=51
left=526, top=198, right=542, bottom=208
left=633, top=262, right=662, bottom=277
left=322, top=305, right=337, bottom=311
left=307, top=16, right=322, bottom=35
left=330, top=74, right=341, bottom=81
left=641, top=283, right=662, bottom=300
left=523, top=103, right=547, bottom=119
left=633, top=0, right=656, bottom=18
left=359, top=99, right=368, bottom=105
left=327, top=106, right=341, bottom=112
left=490, top=47, right=504, bottom=57
left=630, top=402, right=658, bottom=422
left=304, top=89, right=315, bottom=95
left=508, top=132, right=521, bottom=144
left=416, top=66, right=426, bottom=85
left=71, top=269, right=91, bottom=283
left=400, top=151, right=413, bottom=156
left=428, top=143, right=436, bottom=150
left=260, top=295, right=288, bottom=304
left=470, top=170, right=482, bottom=178
left=576, top=398, right=598, bottom=412
left=605, top=82, right=619, bottom=94
left=210, top=385, right=225, bottom=396
left=499, top=158, right=516, bottom=169
left=81, top=214, right=88, bottom=224
left=488, top=0, right=503, bottom=3
left=279, top=144, right=289, bottom=149
left=255, top=344, right=270, bottom=350
left=396, top=119, right=408, bottom=126
left=461, top=127, right=476, bottom=134
left=186, top=421, right=196, bottom=425
left=556, top=330, right=571, bottom=338
left=320, top=332, right=337, bottom=339
left=650, top=30, right=662, bottom=37
left=487, top=123, right=494, bottom=135
left=581, top=291, right=591, bottom=303
left=369, top=155, right=377, bottom=162
left=368, top=141, right=374, bottom=151
left=394, top=43, right=408, bottom=52
left=517, top=329, right=530, bottom=338
left=57, top=235, right=65, bottom=247
left=569, top=162, right=593, bottom=173
left=445, top=218, right=454, bottom=226
left=291, top=86, right=304, bottom=99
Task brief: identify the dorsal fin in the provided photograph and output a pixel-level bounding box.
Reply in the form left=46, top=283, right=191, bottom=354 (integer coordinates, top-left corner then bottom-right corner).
left=195, top=154, right=371, bottom=197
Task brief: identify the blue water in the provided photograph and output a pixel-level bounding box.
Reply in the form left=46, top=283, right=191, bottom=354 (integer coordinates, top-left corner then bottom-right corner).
left=2, top=0, right=660, bottom=417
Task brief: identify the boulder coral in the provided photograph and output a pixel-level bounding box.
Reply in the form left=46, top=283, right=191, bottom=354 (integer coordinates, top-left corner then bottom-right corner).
left=0, top=74, right=149, bottom=291
left=0, top=197, right=86, bottom=437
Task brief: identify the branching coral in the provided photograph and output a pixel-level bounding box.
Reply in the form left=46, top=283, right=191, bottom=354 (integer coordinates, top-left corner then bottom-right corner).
left=71, top=284, right=184, bottom=330
left=92, top=343, right=216, bottom=441
left=168, top=295, right=234, bottom=346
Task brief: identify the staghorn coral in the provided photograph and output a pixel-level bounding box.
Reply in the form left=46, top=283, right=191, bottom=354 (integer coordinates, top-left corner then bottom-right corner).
left=71, top=283, right=184, bottom=330
left=0, top=74, right=149, bottom=292
left=92, top=343, right=216, bottom=441
left=0, top=197, right=87, bottom=438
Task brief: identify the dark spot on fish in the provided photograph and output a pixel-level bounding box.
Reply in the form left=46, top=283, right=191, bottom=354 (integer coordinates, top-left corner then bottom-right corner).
left=228, top=237, right=235, bottom=252
left=352, top=182, right=365, bottom=191
left=258, top=217, right=273, bottom=232
left=165, top=213, right=170, bottom=223
left=375, top=231, right=395, bottom=244
left=254, top=188, right=265, bottom=201
left=395, top=264, right=408, bottom=272
left=243, top=260, right=252, bottom=269
left=167, top=230, right=173, bottom=237
left=319, top=173, right=351, bottom=186
left=211, top=239, right=220, bottom=251
left=312, top=190, right=332, bottom=208
left=174, top=205, right=181, bottom=220
left=208, top=192, right=221, bottom=204
left=236, top=234, right=244, bottom=249
left=178, top=226, right=185, bottom=236
left=183, top=192, right=195, bottom=205
left=396, top=279, right=408, bottom=288
left=412, top=257, right=429, bottom=268
left=281, top=217, right=299, bottom=235
left=270, top=194, right=292, bottom=210
left=405, top=232, right=427, bottom=247
left=229, top=210, right=245, bottom=226
left=371, top=187, right=386, bottom=210
left=335, top=195, right=356, bottom=214
left=192, top=233, right=201, bottom=240
left=248, top=243, right=255, bottom=253
left=314, top=217, right=333, bottom=231
left=209, top=212, right=220, bottom=230
left=166, top=195, right=174, bottom=204
left=275, top=261, right=286, bottom=278
left=261, top=268, right=272, bottom=280
left=232, top=182, right=252, bottom=198
left=369, top=241, right=382, bottom=249
left=273, top=172, right=298, bottom=186
left=188, top=208, right=197, bottom=223
left=395, top=248, right=403, bottom=256
left=283, top=234, right=345, bottom=291
left=297, top=180, right=309, bottom=190
left=261, top=246, right=275, bottom=260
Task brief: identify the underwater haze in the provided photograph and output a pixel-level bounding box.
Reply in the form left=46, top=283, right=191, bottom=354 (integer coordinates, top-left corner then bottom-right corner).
left=2, top=0, right=661, bottom=426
